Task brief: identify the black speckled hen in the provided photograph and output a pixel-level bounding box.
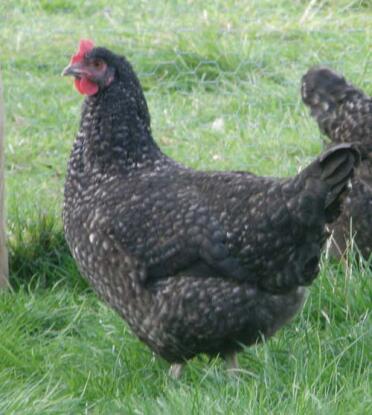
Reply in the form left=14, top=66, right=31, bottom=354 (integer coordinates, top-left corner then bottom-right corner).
left=302, top=67, right=372, bottom=260
left=62, top=40, right=359, bottom=377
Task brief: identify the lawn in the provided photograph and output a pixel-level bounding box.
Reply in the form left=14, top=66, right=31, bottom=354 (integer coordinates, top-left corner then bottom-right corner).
left=0, top=0, right=371, bottom=413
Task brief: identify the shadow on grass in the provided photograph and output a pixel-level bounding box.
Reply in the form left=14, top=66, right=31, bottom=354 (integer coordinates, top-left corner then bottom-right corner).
left=7, top=212, right=88, bottom=291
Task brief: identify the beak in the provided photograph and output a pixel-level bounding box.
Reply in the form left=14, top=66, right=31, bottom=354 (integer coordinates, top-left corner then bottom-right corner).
left=61, top=63, right=86, bottom=77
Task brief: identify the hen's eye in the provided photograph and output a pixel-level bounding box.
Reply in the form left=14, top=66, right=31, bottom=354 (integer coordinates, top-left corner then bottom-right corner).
left=92, top=59, right=104, bottom=69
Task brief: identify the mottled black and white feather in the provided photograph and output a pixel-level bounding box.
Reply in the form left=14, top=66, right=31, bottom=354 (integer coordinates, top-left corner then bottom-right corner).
left=302, top=67, right=372, bottom=259
left=63, top=47, right=359, bottom=364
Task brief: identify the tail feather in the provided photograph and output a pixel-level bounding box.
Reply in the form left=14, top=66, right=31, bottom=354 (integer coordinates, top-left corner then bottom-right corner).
left=260, top=144, right=359, bottom=294
left=295, top=143, right=360, bottom=224
left=320, top=150, right=353, bottom=185
left=319, top=145, right=358, bottom=191
left=320, top=144, right=360, bottom=214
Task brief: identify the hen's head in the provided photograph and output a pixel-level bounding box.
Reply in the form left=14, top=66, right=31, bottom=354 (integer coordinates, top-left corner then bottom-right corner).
left=63, top=39, right=121, bottom=96
left=301, top=67, right=348, bottom=107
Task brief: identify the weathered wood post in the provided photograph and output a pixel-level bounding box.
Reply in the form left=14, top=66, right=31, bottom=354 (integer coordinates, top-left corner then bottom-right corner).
left=0, top=68, right=9, bottom=288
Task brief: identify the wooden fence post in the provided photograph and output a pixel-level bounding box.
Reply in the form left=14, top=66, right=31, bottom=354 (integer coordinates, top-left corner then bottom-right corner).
left=0, top=68, right=9, bottom=288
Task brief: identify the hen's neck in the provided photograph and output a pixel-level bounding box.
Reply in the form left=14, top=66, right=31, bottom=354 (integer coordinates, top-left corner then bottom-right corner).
left=77, top=80, right=163, bottom=173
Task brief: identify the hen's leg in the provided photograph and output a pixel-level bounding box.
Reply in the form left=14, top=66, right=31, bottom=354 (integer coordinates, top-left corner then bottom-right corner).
left=225, top=352, right=239, bottom=372
left=169, top=363, right=183, bottom=379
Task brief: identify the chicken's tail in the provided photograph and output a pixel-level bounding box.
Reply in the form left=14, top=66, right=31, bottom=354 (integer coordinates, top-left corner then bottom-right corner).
left=291, top=143, right=360, bottom=225
left=301, top=67, right=365, bottom=140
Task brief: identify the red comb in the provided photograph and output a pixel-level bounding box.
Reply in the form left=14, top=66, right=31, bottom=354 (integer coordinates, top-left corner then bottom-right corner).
left=71, top=39, right=95, bottom=64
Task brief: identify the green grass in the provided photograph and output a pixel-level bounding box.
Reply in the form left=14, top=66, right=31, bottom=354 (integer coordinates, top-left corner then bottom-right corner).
left=0, top=0, right=371, bottom=413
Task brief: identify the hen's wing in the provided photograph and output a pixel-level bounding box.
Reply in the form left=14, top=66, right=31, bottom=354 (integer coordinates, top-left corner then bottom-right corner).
left=108, top=174, right=251, bottom=284
left=103, top=145, right=358, bottom=293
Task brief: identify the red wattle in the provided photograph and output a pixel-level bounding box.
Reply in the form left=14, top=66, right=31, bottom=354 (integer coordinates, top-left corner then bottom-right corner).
left=74, top=77, right=99, bottom=96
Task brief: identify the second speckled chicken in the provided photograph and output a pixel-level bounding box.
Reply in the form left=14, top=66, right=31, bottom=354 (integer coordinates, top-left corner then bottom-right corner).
left=302, top=67, right=372, bottom=259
